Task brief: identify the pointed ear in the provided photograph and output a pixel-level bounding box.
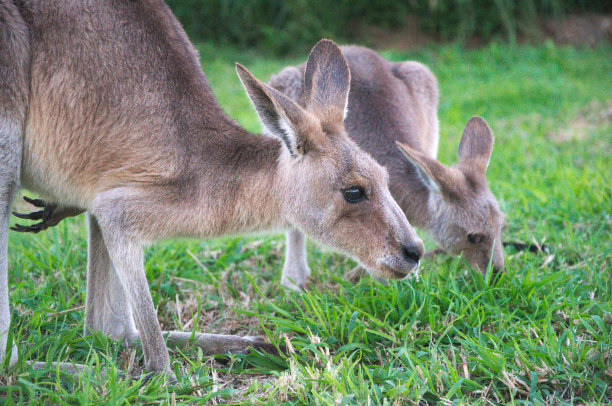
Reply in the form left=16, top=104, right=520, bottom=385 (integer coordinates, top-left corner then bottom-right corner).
left=458, top=116, right=494, bottom=173
left=396, top=142, right=461, bottom=198
left=303, top=39, right=350, bottom=119
left=236, top=63, right=312, bottom=157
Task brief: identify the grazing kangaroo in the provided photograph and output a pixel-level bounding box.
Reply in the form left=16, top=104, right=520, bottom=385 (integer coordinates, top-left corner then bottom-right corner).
left=266, top=45, right=505, bottom=288
left=1, top=1, right=423, bottom=377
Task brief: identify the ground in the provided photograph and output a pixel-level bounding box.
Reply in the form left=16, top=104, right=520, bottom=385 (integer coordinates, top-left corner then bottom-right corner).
left=2, top=42, right=611, bottom=404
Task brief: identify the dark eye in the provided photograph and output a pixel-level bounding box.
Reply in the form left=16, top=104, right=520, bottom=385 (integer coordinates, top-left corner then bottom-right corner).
left=467, top=233, right=485, bottom=244
left=343, top=187, right=366, bottom=203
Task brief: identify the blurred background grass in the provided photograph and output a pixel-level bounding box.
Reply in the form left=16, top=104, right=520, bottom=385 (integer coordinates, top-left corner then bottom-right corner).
left=166, top=0, right=611, bottom=55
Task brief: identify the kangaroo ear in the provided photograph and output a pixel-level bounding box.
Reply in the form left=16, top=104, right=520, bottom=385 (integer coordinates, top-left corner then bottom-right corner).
left=396, top=142, right=461, bottom=198
left=303, top=39, right=350, bottom=119
left=458, top=116, right=494, bottom=173
left=236, top=63, right=313, bottom=158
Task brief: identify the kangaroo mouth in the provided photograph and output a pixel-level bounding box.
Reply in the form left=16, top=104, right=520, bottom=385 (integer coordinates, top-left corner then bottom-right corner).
left=386, top=269, right=409, bottom=280
left=373, top=255, right=419, bottom=280
left=391, top=269, right=409, bottom=279
left=386, top=266, right=412, bottom=280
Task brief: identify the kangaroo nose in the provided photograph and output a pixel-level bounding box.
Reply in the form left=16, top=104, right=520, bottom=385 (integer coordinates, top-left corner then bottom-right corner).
left=402, top=241, right=424, bottom=265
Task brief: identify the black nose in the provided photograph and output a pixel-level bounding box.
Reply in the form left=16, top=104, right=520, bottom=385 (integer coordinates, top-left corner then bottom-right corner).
left=402, top=244, right=422, bottom=264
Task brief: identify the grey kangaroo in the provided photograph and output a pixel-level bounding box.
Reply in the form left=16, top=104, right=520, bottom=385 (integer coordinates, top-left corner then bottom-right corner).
left=266, top=46, right=505, bottom=289
left=1, top=1, right=423, bottom=377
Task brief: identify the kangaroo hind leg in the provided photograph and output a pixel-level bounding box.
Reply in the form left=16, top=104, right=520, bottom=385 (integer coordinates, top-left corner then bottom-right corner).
left=0, top=0, right=30, bottom=367
left=0, top=1, right=30, bottom=363
left=0, top=130, right=21, bottom=367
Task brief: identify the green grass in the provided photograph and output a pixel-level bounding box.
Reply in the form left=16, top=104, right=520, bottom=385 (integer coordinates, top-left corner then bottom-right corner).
left=2, top=42, right=611, bottom=404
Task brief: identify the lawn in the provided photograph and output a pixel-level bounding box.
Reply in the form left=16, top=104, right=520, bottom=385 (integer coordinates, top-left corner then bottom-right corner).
left=2, top=42, right=611, bottom=404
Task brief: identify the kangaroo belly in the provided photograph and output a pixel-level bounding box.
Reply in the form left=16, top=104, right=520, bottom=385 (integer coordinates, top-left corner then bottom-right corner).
left=21, top=124, right=95, bottom=209
left=18, top=1, right=185, bottom=208
left=21, top=101, right=181, bottom=209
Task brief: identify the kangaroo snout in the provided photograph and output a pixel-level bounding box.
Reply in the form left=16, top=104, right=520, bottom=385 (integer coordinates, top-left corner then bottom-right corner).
left=393, top=239, right=425, bottom=278
left=374, top=234, right=424, bottom=280
left=401, top=241, right=424, bottom=266
left=370, top=192, right=425, bottom=280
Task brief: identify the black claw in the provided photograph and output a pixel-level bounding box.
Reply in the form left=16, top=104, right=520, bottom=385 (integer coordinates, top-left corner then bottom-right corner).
left=22, top=196, right=45, bottom=207
left=11, top=196, right=55, bottom=233
left=12, top=210, right=45, bottom=220
left=10, top=222, right=43, bottom=233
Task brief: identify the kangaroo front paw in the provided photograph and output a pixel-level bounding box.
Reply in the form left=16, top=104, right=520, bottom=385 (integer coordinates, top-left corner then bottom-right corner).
left=11, top=196, right=58, bottom=233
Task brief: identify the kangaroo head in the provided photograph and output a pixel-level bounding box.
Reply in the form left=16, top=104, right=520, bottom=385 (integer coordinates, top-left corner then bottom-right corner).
left=236, top=40, right=423, bottom=280
left=397, top=117, right=505, bottom=274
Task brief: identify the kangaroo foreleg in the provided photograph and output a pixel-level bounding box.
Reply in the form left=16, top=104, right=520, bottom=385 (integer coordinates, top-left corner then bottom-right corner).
left=11, top=196, right=84, bottom=233
left=281, top=228, right=311, bottom=291
left=85, top=213, right=139, bottom=344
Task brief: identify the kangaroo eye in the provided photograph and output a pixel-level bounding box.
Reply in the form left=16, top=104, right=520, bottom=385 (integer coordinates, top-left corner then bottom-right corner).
left=343, top=187, right=366, bottom=203
left=467, top=233, right=485, bottom=244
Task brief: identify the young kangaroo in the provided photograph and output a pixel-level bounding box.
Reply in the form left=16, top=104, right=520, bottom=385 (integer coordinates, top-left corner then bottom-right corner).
left=1, top=1, right=422, bottom=377
left=267, top=45, right=505, bottom=288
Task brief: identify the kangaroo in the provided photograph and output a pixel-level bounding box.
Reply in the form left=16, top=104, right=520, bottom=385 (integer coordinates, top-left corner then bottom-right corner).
left=265, top=45, right=505, bottom=289
left=1, top=1, right=423, bottom=378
